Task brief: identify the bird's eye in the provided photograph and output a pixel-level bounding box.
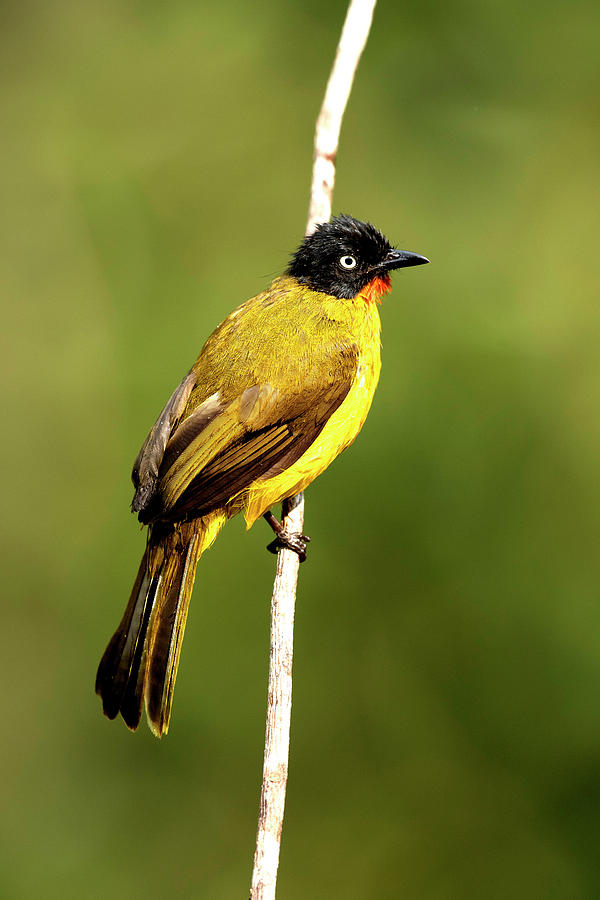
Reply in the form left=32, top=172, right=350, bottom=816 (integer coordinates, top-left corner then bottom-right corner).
left=339, top=255, right=357, bottom=269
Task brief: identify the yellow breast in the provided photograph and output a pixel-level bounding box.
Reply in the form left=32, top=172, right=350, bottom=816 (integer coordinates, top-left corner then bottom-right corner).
left=243, top=298, right=382, bottom=527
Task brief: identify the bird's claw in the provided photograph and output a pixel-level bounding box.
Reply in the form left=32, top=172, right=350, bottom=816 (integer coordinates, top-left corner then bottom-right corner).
left=267, top=531, right=311, bottom=563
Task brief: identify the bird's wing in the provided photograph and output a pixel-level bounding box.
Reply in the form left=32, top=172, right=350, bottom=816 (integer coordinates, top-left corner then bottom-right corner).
left=131, top=369, right=201, bottom=515
left=140, top=342, right=358, bottom=523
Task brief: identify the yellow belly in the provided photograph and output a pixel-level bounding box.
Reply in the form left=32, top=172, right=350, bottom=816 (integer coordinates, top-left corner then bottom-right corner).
left=242, top=303, right=382, bottom=527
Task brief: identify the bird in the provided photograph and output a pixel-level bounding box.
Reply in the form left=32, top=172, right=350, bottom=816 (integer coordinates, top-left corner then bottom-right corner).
left=95, top=214, right=428, bottom=737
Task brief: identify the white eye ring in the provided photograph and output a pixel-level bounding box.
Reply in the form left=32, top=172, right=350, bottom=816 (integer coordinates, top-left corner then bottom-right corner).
left=339, top=255, right=357, bottom=269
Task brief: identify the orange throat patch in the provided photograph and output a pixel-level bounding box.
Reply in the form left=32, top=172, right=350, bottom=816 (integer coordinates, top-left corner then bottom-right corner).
left=359, top=274, right=392, bottom=304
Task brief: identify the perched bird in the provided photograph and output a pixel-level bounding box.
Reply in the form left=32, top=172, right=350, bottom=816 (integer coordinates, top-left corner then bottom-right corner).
left=96, top=214, right=428, bottom=737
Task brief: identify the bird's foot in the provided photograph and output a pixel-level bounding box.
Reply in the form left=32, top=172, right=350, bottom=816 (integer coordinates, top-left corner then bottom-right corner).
left=263, top=510, right=311, bottom=562
left=266, top=531, right=311, bottom=563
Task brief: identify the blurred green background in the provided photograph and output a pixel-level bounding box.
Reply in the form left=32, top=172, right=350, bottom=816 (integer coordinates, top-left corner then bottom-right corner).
left=2, top=0, right=600, bottom=896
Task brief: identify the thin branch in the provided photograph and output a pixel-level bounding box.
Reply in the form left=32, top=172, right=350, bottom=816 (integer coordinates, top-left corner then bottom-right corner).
left=307, top=0, right=377, bottom=235
left=249, top=2, right=377, bottom=899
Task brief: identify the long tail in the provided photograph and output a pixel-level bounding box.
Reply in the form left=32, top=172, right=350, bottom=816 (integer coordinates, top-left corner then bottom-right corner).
left=95, top=512, right=226, bottom=737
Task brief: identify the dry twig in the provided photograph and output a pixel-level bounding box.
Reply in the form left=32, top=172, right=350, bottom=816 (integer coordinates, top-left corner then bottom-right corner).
left=250, top=2, right=377, bottom=897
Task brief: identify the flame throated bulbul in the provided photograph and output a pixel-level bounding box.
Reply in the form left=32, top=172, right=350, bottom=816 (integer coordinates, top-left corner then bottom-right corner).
left=96, top=214, right=429, bottom=736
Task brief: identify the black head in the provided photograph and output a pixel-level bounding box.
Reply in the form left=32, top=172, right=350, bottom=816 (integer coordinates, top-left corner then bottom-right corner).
left=288, top=214, right=428, bottom=300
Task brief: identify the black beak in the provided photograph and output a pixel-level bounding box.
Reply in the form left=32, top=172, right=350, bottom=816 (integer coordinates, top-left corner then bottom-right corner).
left=381, top=249, right=429, bottom=271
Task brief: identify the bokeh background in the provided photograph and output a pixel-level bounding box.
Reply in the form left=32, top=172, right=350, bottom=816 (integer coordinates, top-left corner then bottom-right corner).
left=3, top=0, right=600, bottom=896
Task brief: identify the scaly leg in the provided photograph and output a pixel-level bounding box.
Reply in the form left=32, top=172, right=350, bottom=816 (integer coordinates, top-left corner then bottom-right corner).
left=263, top=510, right=311, bottom=563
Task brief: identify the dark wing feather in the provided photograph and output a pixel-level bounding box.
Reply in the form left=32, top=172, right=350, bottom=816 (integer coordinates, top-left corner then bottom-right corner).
left=162, top=425, right=292, bottom=518
left=132, top=369, right=198, bottom=515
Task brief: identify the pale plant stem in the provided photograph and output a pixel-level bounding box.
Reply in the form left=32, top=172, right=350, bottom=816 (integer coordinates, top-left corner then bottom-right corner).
left=306, top=0, right=377, bottom=235
left=249, top=2, right=377, bottom=898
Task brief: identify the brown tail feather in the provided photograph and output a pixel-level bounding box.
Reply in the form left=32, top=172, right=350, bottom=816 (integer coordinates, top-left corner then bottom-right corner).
left=145, top=532, right=201, bottom=735
left=95, top=547, right=157, bottom=727
left=96, top=514, right=225, bottom=736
